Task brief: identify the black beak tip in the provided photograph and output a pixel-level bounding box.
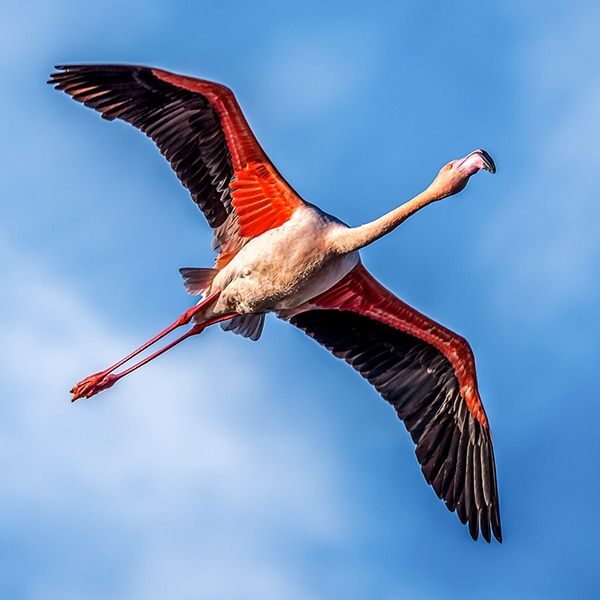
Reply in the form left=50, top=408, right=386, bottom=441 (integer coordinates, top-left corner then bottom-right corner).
left=479, top=149, right=496, bottom=174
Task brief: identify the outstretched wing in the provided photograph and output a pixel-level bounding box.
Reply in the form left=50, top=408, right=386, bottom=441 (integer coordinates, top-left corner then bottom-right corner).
left=48, top=64, right=305, bottom=259
left=288, top=263, right=501, bottom=542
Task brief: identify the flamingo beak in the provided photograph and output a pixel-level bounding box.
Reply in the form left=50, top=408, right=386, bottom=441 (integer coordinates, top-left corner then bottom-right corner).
left=455, top=149, right=496, bottom=176
left=476, top=149, right=496, bottom=174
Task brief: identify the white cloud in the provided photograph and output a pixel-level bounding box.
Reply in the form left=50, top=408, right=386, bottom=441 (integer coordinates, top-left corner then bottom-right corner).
left=0, top=233, right=352, bottom=599
left=127, top=540, right=312, bottom=600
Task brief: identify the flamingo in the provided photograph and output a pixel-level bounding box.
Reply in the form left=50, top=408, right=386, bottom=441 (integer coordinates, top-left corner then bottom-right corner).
left=49, top=64, right=501, bottom=542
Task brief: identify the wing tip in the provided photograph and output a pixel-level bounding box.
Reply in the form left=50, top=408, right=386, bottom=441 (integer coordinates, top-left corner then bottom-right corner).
left=463, top=502, right=502, bottom=543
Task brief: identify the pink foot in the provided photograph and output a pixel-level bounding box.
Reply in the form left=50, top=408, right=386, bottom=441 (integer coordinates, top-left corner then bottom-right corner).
left=70, top=372, right=119, bottom=401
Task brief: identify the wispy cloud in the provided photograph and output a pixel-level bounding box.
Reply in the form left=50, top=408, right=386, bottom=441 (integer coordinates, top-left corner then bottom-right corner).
left=0, top=234, right=353, bottom=598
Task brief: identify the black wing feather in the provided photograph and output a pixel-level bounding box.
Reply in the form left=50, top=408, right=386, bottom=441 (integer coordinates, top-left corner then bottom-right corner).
left=49, top=64, right=233, bottom=229
left=290, top=308, right=501, bottom=543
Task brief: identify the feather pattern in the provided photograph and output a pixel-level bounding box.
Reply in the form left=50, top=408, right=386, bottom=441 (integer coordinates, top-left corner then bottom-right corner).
left=288, top=264, right=501, bottom=542
left=49, top=64, right=305, bottom=256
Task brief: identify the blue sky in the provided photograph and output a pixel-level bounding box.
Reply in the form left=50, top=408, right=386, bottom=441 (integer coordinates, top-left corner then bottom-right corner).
left=2, top=0, right=600, bottom=598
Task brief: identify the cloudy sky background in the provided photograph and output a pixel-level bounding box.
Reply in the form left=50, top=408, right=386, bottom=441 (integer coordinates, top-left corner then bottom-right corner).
left=2, top=1, right=600, bottom=598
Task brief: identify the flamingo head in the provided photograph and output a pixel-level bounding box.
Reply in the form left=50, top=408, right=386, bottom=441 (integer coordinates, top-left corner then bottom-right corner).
left=431, top=149, right=496, bottom=198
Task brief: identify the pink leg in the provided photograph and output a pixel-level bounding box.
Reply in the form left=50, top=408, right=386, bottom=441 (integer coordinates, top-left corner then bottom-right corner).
left=70, top=292, right=233, bottom=401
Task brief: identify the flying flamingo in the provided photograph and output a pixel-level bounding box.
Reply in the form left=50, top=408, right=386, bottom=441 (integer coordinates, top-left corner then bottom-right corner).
left=49, top=64, right=501, bottom=542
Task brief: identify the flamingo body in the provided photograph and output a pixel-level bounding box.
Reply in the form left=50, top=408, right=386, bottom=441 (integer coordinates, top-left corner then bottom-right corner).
left=208, top=204, right=358, bottom=315
left=49, top=64, right=501, bottom=543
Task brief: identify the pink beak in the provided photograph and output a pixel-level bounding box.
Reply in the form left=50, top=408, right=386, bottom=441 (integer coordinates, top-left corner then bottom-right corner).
left=455, top=149, right=496, bottom=177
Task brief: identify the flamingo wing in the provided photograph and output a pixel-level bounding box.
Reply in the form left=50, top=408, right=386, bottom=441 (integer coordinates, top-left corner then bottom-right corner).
left=287, top=263, right=501, bottom=542
left=48, top=64, right=305, bottom=257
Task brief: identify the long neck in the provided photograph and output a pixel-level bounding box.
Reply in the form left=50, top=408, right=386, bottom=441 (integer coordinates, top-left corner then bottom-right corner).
left=328, top=184, right=447, bottom=255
